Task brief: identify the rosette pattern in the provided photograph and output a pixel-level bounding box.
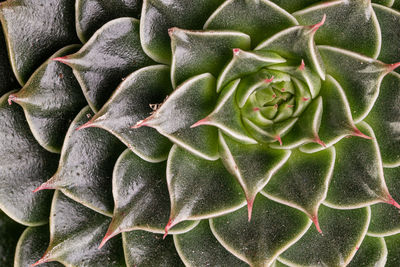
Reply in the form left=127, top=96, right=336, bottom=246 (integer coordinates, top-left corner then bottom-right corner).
left=1, top=0, right=400, bottom=266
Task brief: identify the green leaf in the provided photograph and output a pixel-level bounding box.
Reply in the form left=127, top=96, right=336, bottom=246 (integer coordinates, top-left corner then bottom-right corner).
left=0, top=210, right=25, bottom=267
left=35, top=106, right=125, bottom=216
left=15, top=225, right=63, bottom=267
left=279, top=205, right=370, bottom=267
left=76, top=0, right=142, bottom=42
left=294, top=0, right=382, bottom=58
left=32, top=191, right=125, bottom=266
left=263, top=148, right=335, bottom=233
left=170, top=28, right=250, bottom=88
left=82, top=65, right=173, bottom=163
left=348, top=236, right=387, bottom=267
left=268, top=0, right=321, bottom=13
left=133, top=73, right=219, bottom=161
left=365, top=72, right=400, bottom=167
left=271, top=97, right=324, bottom=149
left=0, top=0, right=78, bottom=85
left=195, top=80, right=257, bottom=144
left=219, top=132, right=291, bottom=220
left=56, top=17, right=154, bottom=112
left=123, top=231, right=184, bottom=267
left=165, top=145, right=246, bottom=233
left=374, top=4, right=400, bottom=73
left=372, top=0, right=395, bottom=6
left=216, top=49, right=286, bottom=92
left=210, top=195, right=310, bottom=267
left=368, top=167, right=400, bottom=237
left=317, top=45, right=393, bottom=122
left=204, top=0, right=298, bottom=47
left=100, top=149, right=198, bottom=247
left=174, top=220, right=247, bottom=266
left=140, top=0, right=225, bottom=64
left=385, top=234, right=400, bottom=267
left=324, top=122, right=398, bottom=209
left=0, top=28, right=18, bottom=95
left=255, top=21, right=326, bottom=80
left=0, top=92, right=58, bottom=226
left=300, top=75, right=364, bottom=153
left=8, top=45, right=86, bottom=153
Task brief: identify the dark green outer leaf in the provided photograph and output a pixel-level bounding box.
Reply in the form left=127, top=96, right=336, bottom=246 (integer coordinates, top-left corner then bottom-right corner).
left=140, top=0, right=225, bottom=64
left=76, top=0, right=143, bottom=43
left=0, top=210, right=25, bottom=267
left=59, top=17, right=154, bottom=112
left=14, top=225, right=63, bottom=267
left=0, top=0, right=79, bottom=85
left=123, top=231, right=184, bottom=267
left=37, top=106, right=125, bottom=216
left=0, top=28, right=18, bottom=95
left=10, top=44, right=86, bottom=153
left=347, top=236, right=387, bottom=267
left=385, top=234, right=400, bottom=267
left=86, top=65, right=173, bottom=163
left=0, top=92, right=58, bottom=226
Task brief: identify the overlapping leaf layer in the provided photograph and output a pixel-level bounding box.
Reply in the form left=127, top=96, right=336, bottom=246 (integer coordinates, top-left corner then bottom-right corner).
left=1, top=0, right=400, bottom=266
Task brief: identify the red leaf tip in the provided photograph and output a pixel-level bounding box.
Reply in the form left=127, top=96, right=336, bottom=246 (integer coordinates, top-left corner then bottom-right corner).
left=191, top=117, right=211, bottom=128
left=30, top=256, right=48, bottom=267
left=264, top=76, right=275, bottom=83
left=311, top=214, right=323, bottom=234
left=233, top=48, right=241, bottom=56
left=387, top=62, right=400, bottom=72
left=385, top=196, right=400, bottom=209
left=52, top=56, right=70, bottom=65
left=299, top=59, right=305, bottom=71
left=7, top=94, right=17, bottom=105
left=247, top=197, right=255, bottom=222
left=310, top=14, right=326, bottom=33
left=76, top=121, right=94, bottom=131
left=33, top=182, right=54, bottom=193
left=98, top=228, right=117, bottom=249
left=163, top=218, right=174, bottom=239
left=131, top=116, right=153, bottom=129
left=352, top=128, right=372, bottom=140
left=275, top=135, right=282, bottom=146
left=313, top=134, right=326, bottom=147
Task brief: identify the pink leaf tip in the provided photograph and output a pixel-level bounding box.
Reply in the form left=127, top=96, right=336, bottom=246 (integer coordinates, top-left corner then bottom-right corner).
left=275, top=135, right=282, bottom=146
left=30, top=256, right=48, bottom=267
left=76, top=121, right=94, bottom=131
left=387, top=62, right=400, bottom=72
left=52, top=56, right=70, bottom=65
left=385, top=196, right=400, bottom=209
left=264, top=76, right=274, bottom=83
left=247, top=197, right=255, bottom=222
left=131, top=116, right=153, bottom=129
left=7, top=94, right=17, bottom=105
left=302, top=97, right=310, bottom=102
left=310, top=14, right=326, bottom=33
left=191, top=117, right=211, bottom=128
left=299, top=59, right=305, bottom=71
left=33, top=182, right=54, bottom=193
left=352, top=128, right=372, bottom=140
left=163, top=218, right=174, bottom=240
left=313, top=134, right=326, bottom=147
left=98, top=228, right=117, bottom=249
left=168, top=27, right=177, bottom=37
left=311, top=214, right=323, bottom=234
left=233, top=48, right=241, bottom=56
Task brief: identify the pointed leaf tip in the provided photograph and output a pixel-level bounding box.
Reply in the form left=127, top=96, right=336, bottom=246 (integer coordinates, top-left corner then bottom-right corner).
left=98, top=228, right=117, bottom=249
left=30, top=256, right=48, bottom=267
left=163, top=218, right=174, bottom=239
left=264, top=76, right=275, bottom=83
left=387, top=62, right=400, bottom=72
left=275, top=135, right=283, bottom=146
left=313, top=135, right=326, bottom=147
left=75, top=121, right=94, bottom=131
left=33, top=182, right=54, bottom=193
left=247, top=197, right=255, bottom=222
left=309, top=14, right=326, bottom=33
left=190, top=117, right=211, bottom=128
left=52, top=56, right=71, bottom=65
left=7, top=94, right=17, bottom=105
left=299, top=59, right=305, bottom=71
left=311, top=215, right=323, bottom=234
left=131, top=116, right=153, bottom=129
left=385, top=196, right=400, bottom=210
left=233, top=48, right=241, bottom=56
left=352, top=128, right=372, bottom=140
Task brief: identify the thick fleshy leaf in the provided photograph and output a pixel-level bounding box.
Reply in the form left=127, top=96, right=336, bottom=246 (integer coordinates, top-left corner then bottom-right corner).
left=271, top=97, right=324, bottom=149
left=100, top=149, right=198, bottom=247
left=81, top=65, right=172, bottom=163
left=0, top=29, right=18, bottom=95
left=263, top=147, right=335, bottom=233
left=216, top=49, right=286, bottom=92
left=374, top=4, right=400, bottom=73
left=385, top=234, right=400, bottom=267
left=279, top=205, right=370, bottom=267
left=8, top=45, right=86, bottom=153
left=133, top=73, right=219, bottom=160
left=56, top=17, right=154, bottom=112
left=76, top=0, right=142, bottom=42
left=170, top=28, right=250, bottom=87
left=32, top=191, right=125, bottom=266
left=140, top=0, right=225, bottom=64
left=219, top=132, right=291, bottom=220
left=0, top=0, right=78, bottom=85
left=269, top=0, right=321, bottom=13
left=294, top=0, right=382, bottom=58
left=324, top=122, right=397, bottom=209
left=210, top=195, right=311, bottom=267
left=348, top=236, right=387, bottom=267
left=165, top=145, right=246, bottom=233
left=174, top=220, right=247, bottom=267
left=14, top=225, right=63, bottom=267
left=300, top=75, right=363, bottom=153
left=35, top=106, right=125, bottom=216
left=255, top=22, right=326, bottom=80
left=0, top=92, right=58, bottom=226
left=204, top=0, right=297, bottom=47
left=318, top=45, right=394, bottom=122
left=195, top=80, right=257, bottom=144
left=123, top=231, right=184, bottom=267
left=0, top=210, right=25, bottom=267
left=372, top=0, right=395, bottom=6
left=365, top=72, right=400, bottom=167
left=368, top=167, right=400, bottom=236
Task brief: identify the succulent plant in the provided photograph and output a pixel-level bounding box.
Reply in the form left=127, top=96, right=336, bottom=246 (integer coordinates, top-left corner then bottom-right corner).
left=1, top=0, right=400, bottom=266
